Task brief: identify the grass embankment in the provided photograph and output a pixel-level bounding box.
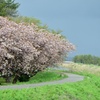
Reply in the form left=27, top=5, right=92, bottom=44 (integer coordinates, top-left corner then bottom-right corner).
left=0, top=70, right=67, bottom=85
left=0, top=63, right=100, bottom=100
left=17, top=70, right=67, bottom=85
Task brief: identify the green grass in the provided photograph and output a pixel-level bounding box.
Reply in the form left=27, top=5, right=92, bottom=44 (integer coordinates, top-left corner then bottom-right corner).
left=0, top=70, right=67, bottom=85
left=0, top=63, right=100, bottom=100
left=0, top=73, right=100, bottom=100
left=17, top=71, right=67, bottom=84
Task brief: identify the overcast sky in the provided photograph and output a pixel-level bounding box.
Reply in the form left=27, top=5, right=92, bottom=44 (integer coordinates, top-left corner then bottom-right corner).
left=15, top=0, right=100, bottom=57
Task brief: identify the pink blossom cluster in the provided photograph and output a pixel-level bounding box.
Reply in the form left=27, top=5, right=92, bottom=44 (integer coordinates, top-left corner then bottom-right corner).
left=0, top=16, right=75, bottom=83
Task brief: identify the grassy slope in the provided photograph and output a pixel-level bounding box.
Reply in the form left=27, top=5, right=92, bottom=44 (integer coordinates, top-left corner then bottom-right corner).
left=17, top=71, right=67, bottom=84
left=0, top=63, right=100, bottom=100
left=0, top=70, right=67, bottom=85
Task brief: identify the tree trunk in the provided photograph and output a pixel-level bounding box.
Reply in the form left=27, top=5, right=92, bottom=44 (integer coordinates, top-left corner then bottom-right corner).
left=5, top=76, right=12, bottom=83
left=12, top=75, right=19, bottom=84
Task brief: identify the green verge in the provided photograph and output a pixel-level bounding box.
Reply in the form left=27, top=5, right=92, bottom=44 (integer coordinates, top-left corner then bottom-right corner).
left=0, top=70, right=100, bottom=100
left=0, top=63, right=100, bottom=100
left=0, top=70, right=67, bottom=85
left=17, top=71, right=67, bottom=84
left=0, top=73, right=100, bottom=100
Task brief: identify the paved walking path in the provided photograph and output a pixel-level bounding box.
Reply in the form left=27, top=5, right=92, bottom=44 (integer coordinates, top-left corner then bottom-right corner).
left=0, top=73, right=84, bottom=90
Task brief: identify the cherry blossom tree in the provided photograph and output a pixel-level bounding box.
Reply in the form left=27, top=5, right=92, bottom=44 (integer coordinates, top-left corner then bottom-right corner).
left=0, top=16, right=75, bottom=83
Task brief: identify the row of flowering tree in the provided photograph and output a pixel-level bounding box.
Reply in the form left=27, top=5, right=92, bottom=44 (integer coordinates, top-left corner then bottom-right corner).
left=0, top=16, right=75, bottom=83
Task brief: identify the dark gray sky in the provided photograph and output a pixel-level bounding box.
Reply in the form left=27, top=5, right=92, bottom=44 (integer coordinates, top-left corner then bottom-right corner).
left=16, top=0, right=100, bottom=57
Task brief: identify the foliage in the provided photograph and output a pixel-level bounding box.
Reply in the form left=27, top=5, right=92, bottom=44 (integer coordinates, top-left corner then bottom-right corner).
left=18, top=74, right=30, bottom=82
left=0, top=0, right=19, bottom=17
left=73, top=55, right=100, bottom=66
left=9, top=16, right=41, bottom=26
left=0, top=16, right=75, bottom=83
left=9, top=16, right=66, bottom=38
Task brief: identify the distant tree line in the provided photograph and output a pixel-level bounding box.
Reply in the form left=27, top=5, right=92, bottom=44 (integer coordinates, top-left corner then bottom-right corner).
left=73, top=55, right=100, bottom=66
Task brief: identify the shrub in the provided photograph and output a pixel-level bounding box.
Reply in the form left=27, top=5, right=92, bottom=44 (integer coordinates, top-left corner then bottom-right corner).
left=18, top=74, right=30, bottom=82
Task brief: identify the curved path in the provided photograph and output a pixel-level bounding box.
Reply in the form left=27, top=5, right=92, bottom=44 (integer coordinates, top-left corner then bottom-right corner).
left=0, top=73, right=84, bottom=90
